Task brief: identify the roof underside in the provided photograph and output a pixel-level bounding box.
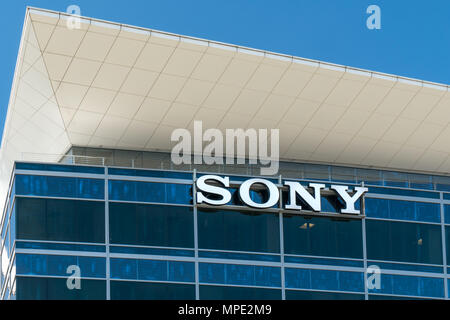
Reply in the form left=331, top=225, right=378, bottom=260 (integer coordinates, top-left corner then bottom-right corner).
left=1, top=7, right=450, bottom=197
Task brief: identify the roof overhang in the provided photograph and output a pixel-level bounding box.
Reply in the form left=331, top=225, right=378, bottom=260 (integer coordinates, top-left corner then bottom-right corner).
left=1, top=7, right=450, bottom=199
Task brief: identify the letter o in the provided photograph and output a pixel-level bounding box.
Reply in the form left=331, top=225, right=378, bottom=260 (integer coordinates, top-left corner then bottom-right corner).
left=239, top=178, right=279, bottom=209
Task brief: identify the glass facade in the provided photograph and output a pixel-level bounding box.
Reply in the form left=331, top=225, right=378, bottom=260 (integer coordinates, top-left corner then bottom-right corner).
left=2, top=157, right=450, bottom=300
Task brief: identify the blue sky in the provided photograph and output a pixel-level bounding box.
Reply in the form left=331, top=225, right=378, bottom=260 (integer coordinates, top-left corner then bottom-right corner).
left=0, top=0, right=449, bottom=141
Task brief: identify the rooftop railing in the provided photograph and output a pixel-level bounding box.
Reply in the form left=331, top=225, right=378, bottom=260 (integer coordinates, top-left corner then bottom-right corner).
left=20, top=148, right=450, bottom=193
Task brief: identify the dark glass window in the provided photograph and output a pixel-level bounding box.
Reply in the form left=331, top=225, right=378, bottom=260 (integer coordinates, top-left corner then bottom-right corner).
left=110, top=281, right=195, bottom=300
left=197, top=209, right=280, bottom=253
left=108, top=180, right=191, bottom=204
left=368, top=295, right=426, bottom=300
left=366, top=220, right=442, bottom=264
left=15, top=175, right=104, bottom=199
left=200, top=285, right=281, bottom=300
left=283, top=215, right=363, bottom=259
left=109, top=203, right=194, bottom=248
left=445, top=226, right=450, bottom=264
left=365, top=198, right=440, bottom=223
left=16, top=276, right=106, bottom=300
left=286, top=290, right=364, bottom=300
left=16, top=197, right=105, bottom=243
left=367, top=187, right=439, bottom=199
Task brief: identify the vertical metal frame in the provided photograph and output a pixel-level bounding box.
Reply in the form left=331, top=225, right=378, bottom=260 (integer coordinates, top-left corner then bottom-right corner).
left=279, top=175, right=286, bottom=300
left=105, top=167, right=110, bottom=300
left=193, top=169, right=200, bottom=300
left=361, top=182, right=369, bottom=300
left=440, top=192, right=448, bottom=299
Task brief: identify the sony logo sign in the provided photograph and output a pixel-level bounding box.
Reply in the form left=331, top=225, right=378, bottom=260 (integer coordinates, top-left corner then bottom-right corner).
left=196, top=175, right=368, bottom=215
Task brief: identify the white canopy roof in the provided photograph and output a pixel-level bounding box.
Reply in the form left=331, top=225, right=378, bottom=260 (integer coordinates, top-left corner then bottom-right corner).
left=1, top=7, right=450, bottom=201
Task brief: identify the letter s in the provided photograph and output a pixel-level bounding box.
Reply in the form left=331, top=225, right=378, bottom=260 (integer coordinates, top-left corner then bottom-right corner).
left=196, top=175, right=231, bottom=206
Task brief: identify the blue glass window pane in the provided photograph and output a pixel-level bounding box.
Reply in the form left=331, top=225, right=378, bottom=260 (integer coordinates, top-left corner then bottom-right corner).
left=285, top=268, right=364, bottom=292
left=383, top=171, right=409, bottom=188
left=389, top=200, right=415, bottom=220
left=199, top=262, right=224, bottom=284
left=15, top=241, right=106, bottom=253
left=110, top=258, right=195, bottom=283
left=284, top=255, right=364, bottom=268
left=368, top=273, right=444, bottom=298
left=16, top=254, right=106, bottom=278
left=198, top=250, right=280, bottom=262
left=410, top=183, right=434, bottom=190
left=439, top=185, right=450, bottom=192
left=108, top=168, right=192, bottom=179
left=286, top=290, right=364, bottom=300
left=408, top=174, right=433, bottom=190
left=199, top=263, right=281, bottom=287
left=365, top=198, right=389, bottom=219
left=367, top=187, right=439, bottom=199
left=435, top=175, right=450, bottom=192
left=110, top=258, right=137, bottom=280
left=168, top=261, right=195, bottom=282
left=137, top=259, right=166, bottom=281
left=415, top=202, right=441, bottom=223
left=110, top=246, right=193, bottom=257
left=15, top=175, right=104, bottom=199
left=47, top=255, right=76, bottom=276
left=368, top=261, right=443, bottom=273
left=448, top=279, right=450, bottom=297
left=9, top=208, right=16, bottom=253
left=355, top=168, right=382, bottom=186
left=15, top=162, right=104, bottom=174
left=108, top=180, right=191, bottom=204
left=365, top=198, right=440, bottom=223
left=78, top=257, right=107, bottom=278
